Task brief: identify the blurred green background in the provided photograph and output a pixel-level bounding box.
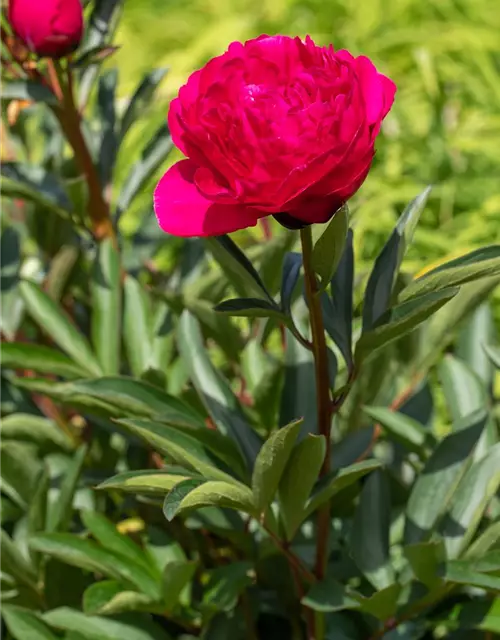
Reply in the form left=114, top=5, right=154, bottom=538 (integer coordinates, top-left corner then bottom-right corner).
left=114, top=0, right=500, bottom=287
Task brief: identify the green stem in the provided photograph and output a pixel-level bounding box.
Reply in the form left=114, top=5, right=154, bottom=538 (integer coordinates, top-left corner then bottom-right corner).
left=49, top=60, right=115, bottom=242
left=300, top=226, right=332, bottom=576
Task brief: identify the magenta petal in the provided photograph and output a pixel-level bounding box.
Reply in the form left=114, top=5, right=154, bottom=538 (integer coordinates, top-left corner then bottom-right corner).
left=154, top=160, right=259, bottom=237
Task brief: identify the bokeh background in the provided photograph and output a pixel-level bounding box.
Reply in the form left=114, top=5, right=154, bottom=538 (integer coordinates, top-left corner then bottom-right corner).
left=113, top=0, right=500, bottom=290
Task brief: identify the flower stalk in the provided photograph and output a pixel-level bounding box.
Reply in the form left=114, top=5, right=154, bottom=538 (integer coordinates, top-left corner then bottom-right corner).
left=49, top=60, right=115, bottom=242
left=300, top=225, right=332, bottom=589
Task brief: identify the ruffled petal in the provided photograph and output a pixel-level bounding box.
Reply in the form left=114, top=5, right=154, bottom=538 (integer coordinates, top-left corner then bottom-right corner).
left=154, top=160, right=259, bottom=237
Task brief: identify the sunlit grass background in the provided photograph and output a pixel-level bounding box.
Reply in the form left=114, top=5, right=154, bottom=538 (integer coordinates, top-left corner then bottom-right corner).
left=112, top=0, right=500, bottom=297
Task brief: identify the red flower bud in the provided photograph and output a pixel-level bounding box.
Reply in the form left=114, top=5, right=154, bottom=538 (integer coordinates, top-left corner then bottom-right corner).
left=8, top=0, right=84, bottom=59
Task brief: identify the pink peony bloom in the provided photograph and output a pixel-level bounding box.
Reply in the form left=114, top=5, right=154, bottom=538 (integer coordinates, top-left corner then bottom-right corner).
left=154, top=35, right=396, bottom=237
left=9, top=0, right=84, bottom=59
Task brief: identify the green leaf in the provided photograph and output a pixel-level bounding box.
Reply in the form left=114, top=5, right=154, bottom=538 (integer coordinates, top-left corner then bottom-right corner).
left=98, top=469, right=194, bottom=494
left=30, top=534, right=161, bottom=600
left=280, top=252, right=302, bottom=315
left=323, top=229, right=354, bottom=368
left=423, top=276, right=500, bottom=368
left=47, top=445, right=87, bottom=533
left=0, top=528, right=38, bottom=591
left=119, top=68, right=168, bottom=142
left=115, top=124, right=173, bottom=219
left=1, top=343, right=87, bottom=379
left=441, top=442, right=500, bottom=558
left=215, top=297, right=285, bottom=320
left=446, top=599, right=500, bottom=634
left=203, top=562, right=253, bottom=612
left=117, top=419, right=240, bottom=485
left=71, top=45, right=119, bottom=68
left=484, top=343, right=500, bottom=369
left=178, top=311, right=261, bottom=468
left=457, top=303, right=496, bottom=388
left=2, top=80, right=57, bottom=104
left=28, top=466, right=50, bottom=535
left=443, top=561, right=500, bottom=592
left=123, top=276, right=152, bottom=377
left=403, top=539, right=446, bottom=589
left=20, top=281, right=102, bottom=376
left=352, top=583, right=402, bottom=620
left=162, top=478, right=206, bottom=521
left=3, top=605, right=58, bottom=640
left=279, top=434, right=326, bottom=539
left=43, top=608, right=172, bottom=640
left=362, top=406, right=427, bottom=453
left=465, top=521, right=500, bottom=559
left=404, top=409, right=487, bottom=544
left=206, top=235, right=272, bottom=301
left=363, top=187, right=431, bottom=331
left=1, top=441, right=42, bottom=508
left=83, top=580, right=153, bottom=616
left=77, top=0, right=123, bottom=107
left=350, top=470, right=394, bottom=590
left=2, top=164, right=73, bottom=221
left=15, top=376, right=203, bottom=425
left=305, top=459, right=382, bottom=518
left=91, top=238, right=121, bottom=375
left=0, top=227, right=23, bottom=341
left=164, top=480, right=257, bottom=520
left=97, top=69, right=118, bottom=187
left=81, top=511, right=156, bottom=575
left=399, top=245, right=500, bottom=303
left=302, top=577, right=360, bottom=613
left=356, top=287, right=459, bottom=362
left=251, top=420, right=302, bottom=512
left=280, top=335, right=317, bottom=437
left=439, top=355, right=487, bottom=424
left=311, top=205, right=349, bottom=289
left=164, top=422, right=249, bottom=482
left=163, top=560, right=197, bottom=610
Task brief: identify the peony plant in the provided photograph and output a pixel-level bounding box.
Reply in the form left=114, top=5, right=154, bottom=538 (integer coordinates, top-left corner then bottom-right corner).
left=2, top=3, right=500, bottom=640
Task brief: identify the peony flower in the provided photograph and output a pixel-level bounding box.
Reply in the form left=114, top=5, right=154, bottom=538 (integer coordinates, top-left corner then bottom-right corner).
left=154, top=35, right=396, bottom=237
left=9, top=0, right=84, bottom=59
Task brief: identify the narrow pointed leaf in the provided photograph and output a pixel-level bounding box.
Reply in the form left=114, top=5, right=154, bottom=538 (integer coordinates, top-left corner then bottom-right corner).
left=3, top=605, right=58, bottom=640
left=363, top=187, right=431, bottom=330
left=323, top=229, right=354, bottom=367
left=164, top=480, right=257, bottom=520
left=20, top=281, right=102, bottom=376
left=280, top=252, right=302, bottom=315
left=115, top=123, right=173, bottom=219
left=98, top=469, right=195, bottom=494
left=178, top=311, right=261, bottom=468
left=2, top=343, right=86, bottom=379
left=206, top=235, right=272, bottom=300
left=356, top=287, right=459, bottom=362
left=215, top=297, right=284, bottom=320
left=311, top=205, right=348, bottom=289
left=117, top=418, right=242, bottom=485
left=350, top=470, right=394, bottom=589
left=279, top=434, right=326, bottom=539
left=124, top=276, right=152, bottom=377
left=119, top=68, right=168, bottom=142
left=363, top=406, right=427, bottom=453
left=441, top=442, right=500, bottom=558
left=399, top=245, right=500, bottom=303
left=404, top=409, right=487, bottom=544
left=30, top=534, right=161, bottom=599
left=251, top=420, right=302, bottom=512
left=91, top=238, right=121, bottom=375
left=47, top=445, right=87, bottom=533
left=305, top=459, right=382, bottom=518
left=302, top=577, right=360, bottom=613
